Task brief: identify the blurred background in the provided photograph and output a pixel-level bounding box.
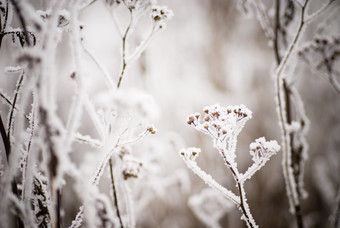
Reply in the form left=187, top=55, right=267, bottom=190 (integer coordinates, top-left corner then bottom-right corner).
left=1, top=0, right=340, bottom=227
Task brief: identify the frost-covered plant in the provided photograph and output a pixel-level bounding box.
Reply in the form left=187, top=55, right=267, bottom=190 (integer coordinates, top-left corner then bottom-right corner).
left=0, top=0, right=173, bottom=227
left=236, top=1, right=340, bottom=227
left=180, top=104, right=280, bottom=228
left=100, top=0, right=173, bottom=88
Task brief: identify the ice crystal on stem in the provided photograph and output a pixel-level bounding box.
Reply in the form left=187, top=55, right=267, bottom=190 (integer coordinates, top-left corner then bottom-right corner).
left=181, top=104, right=280, bottom=228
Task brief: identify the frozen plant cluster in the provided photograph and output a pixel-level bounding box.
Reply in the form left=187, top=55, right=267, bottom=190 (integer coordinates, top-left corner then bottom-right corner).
left=0, top=0, right=175, bottom=227
left=180, top=104, right=280, bottom=228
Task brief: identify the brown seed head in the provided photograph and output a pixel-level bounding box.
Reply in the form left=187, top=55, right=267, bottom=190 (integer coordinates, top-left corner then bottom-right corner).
left=187, top=116, right=195, bottom=125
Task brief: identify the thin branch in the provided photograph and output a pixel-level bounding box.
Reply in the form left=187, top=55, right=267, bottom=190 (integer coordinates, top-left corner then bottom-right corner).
left=304, top=0, right=337, bottom=24
left=222, top=152, right=256, bottom=228
left=0, top=90, right=12, bottom=107
left=274, top=0, right=282, bottom=64
left=81, top=42, right=116, bottom=90
left=180, top=157, right=240, bottom=205
left=7, top=70, right=24, bottom=144
left=0, top=0, right=9, bottom=48
left=117, top=10, right=133, bottom=88
left=275, top=1, right=309, bottom=228
left=9, top=0, right=31, bottom=46
left=109, top=159, right=124, bottom=228
left=56, top=189, right=61, bottom=228
left=0, top=115, right=24, bottom=228
left=0, top=114, right=10, bottom=163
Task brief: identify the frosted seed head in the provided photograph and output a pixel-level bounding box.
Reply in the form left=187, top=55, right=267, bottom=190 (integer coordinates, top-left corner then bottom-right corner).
left=249, top=137, right=280, bottom=163
left=147, top=125, right=157, bottom=134
left=180, top=147, right=201, bottom=161
left=151, top=5, right=174, bottom=27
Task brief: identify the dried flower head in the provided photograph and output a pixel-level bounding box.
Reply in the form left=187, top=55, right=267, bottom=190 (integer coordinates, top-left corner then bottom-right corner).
left=180, top=147, right=201, bottom=161
left=151, top=5, right=174, bottom=29
left=249, top=137, right=280, bottom=164
left=187, top=104, right=252, bottom=147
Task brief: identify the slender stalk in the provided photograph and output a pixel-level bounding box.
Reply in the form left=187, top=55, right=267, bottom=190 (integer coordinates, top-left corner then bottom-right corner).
left=117, top=10, right=133, bottom=88
left=274, top=1, right=309, bottom=228
left=56, top=189, right=61, bottom=228
left=7, top=71, right=24, bottom=143
left=0, top=114, right=11, bottom=162
left=0, top=115, right=24, bottom=228
left=221, top=150, right=256, bottom=228
left=0, top=0, right=9, bottom=48
left=9, top=0, right=31, bottom=46
left=274, top=0, right=281, bottom=64
left=109, top=159, right=124, bottom=228
left=111, top=11, right=134, bottom=226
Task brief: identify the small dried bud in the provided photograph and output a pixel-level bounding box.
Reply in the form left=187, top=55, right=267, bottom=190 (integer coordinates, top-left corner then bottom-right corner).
left=187, top=116, right=195, bottom=125
left=147, top=126, right=156, bottom=134
left=216, top=125, right=221, bottom=130
left=203, top=124, right=209, bottom=129
left=204, top=116, right=210, bottom=121
left=212, top=112, right=220, bottom=117
left=70, top=72, right=76, bottom=79
left=222, top=130, right=227, bottom=134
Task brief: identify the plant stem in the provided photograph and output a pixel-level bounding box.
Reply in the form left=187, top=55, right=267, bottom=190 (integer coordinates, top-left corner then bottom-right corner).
left=9, top=0, right=31, bottom=46
left=274, top=1, right=309, bottom=228
left=109, top=159, right=124, bottom=228
left=0, top=114, right=11, bottom=162
left=56, top=189, right=61, bottom=228
left=7, top=71, right=24, bottom=143
left=0, top=0, right=8, bottom=48
left=117, top=10, right=133, bottom=88
left=0, top=116, right=24, bottom=228
left=221, top=150, right=256, bottom=228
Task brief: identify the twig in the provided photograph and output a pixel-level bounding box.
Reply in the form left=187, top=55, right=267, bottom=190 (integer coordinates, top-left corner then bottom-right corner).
left=7, top=70, right=24, bottom=144
left=0, top=114, right=24, bottom=228
left=0, top=90, right=12, bottom=107
left=0, top=0, right=9, bottom=48
left=81, top=42, right=116, bottom=90
left=117, top=10, right=134, bottom=88
left=9, top=0, right=31, bottom=46
left=56, top=189, right=61, bottom=228
left=304, top=0, right=337, bottom=24
left=221, top=151, right=256, bottom=228
left=274, top=0, right=282, bottom=64
left=275, top=1, right=310, bottom=228
left=0, top=114, right=10, bottom=163
left=109, top=159, right=124, bottom=228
